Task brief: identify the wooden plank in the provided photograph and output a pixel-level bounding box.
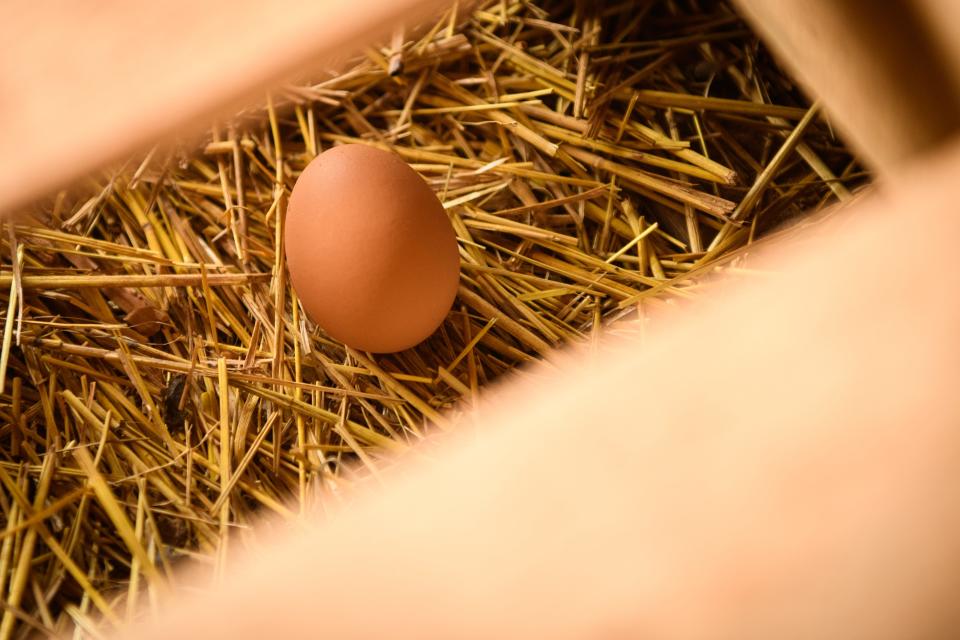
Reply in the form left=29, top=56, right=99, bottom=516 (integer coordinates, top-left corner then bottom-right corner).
left=0, top=0, right=445, bottom=215
left=733, top=0, right=960, bottom=175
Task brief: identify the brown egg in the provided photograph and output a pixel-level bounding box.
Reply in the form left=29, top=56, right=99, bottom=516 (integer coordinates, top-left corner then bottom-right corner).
left=284, top=144, right=460, bottom=353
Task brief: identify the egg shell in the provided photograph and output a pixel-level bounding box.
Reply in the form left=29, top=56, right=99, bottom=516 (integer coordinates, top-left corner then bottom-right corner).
left=284, top=144, right=460, bottom=353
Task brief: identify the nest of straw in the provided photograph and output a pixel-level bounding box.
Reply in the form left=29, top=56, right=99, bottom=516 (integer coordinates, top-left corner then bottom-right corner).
left=0, top=0, right=867, bottom=636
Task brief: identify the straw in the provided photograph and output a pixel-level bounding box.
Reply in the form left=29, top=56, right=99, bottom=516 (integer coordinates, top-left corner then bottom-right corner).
left=0, top=0, right=867, bottom=635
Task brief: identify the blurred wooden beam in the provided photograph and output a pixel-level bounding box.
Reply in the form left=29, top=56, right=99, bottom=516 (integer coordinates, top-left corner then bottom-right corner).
left=912, top=0, right=960, bottom=88
left=0, top=0, right=445, bottom=215
left=734, top=0, right=960, bottom=175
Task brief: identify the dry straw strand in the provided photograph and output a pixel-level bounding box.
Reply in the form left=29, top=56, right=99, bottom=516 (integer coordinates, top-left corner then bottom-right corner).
left=0, top=1, right=866, bottom=636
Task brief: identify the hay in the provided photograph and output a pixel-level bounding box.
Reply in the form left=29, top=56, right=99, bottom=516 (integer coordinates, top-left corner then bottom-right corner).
left=0, top=0, right=867, bottom=636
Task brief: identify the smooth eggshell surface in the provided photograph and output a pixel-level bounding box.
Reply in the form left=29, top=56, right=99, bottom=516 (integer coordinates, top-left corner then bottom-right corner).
left=284, top=144, right=460, bottom=353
